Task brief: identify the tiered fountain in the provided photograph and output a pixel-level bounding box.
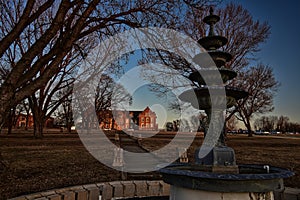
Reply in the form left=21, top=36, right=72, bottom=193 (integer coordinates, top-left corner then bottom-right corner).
left=159, top=8, right=293, bottom=200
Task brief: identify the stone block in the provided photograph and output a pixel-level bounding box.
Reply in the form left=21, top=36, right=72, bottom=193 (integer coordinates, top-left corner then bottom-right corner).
left=62, top=191, right=76, bottom=200
left=109, top=181, right=124, bottom=198
left=147, top=181, right=160, bottom=196
left=83, top=184, right=100, bottom=200
left=159, top=181, right=170, bottom=196
left=8, top=196, right=27, bottom=200
left=25, top=193, right=43, bottom=199
left=83, top=184, right=98, bottom=190
left=134, top=180, right=147, bottom=197
left=122, top=181, right=135, bottom=198
left=283, top=187, right=300, bottom=200
left=96, top=183, right=105, bottom=192
left=273, top=190, right=283, bottom=200
left=101, top=183, right=113, bottom=200
left=69, top=186, right=84, bottom=191
left=55, top=188, right=71, bottom=194
left=40, top=190, right=56, bottom=197
left=34, top=197, right=48, bottom=200
left=88, top=187, right=100, bottom=200
left=47, top=194, right=62, bottom=200
left=75, top=189, right=88, bottom=200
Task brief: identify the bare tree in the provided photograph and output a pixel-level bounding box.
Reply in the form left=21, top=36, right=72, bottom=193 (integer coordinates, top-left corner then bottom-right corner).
left=234, top=64, right=280, bottom=136
left=55, top=86, right=74, bottom=133
left=182, top=3, right=270, bottom=71
left=21, top=100, right=31, bottom=130
left=277, top=115, right=290, bottom=133
left=1, top=1, right=97, bottom=138
left=254, top=115, right=278, bottom=132
left=288, top=122, right=300, bottom=134
left=28, top=47, right=85, bottom=138
left=254, top=115, right=300, bottom=134
left=0, top=0, right=203, bottom=128
left=95, top=74, right=132, bottom=127
left=226, top=114, right=238, bottom=131
left=5, top=104, right=24, bottom=134
left=28, top=78, right=74, bottom=138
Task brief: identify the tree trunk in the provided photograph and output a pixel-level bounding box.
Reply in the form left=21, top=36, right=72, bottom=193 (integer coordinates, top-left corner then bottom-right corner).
left=33, top=117, right=44, bottom=138
left=67, top=124, right=71, bottom=133
left=0, top=152, right=6, bottom=172
left=245, top=120, right=253, bottom=137
left=0, top=81, right=25, bottom=130
left=25, top=115, right=29, bottom=131
left=7, top=123, right=12, bottom=135
left=31, top=106, right=45, bottom=138
left=7, top=113, right=13, bottom=135
left=0, top=97, right=13, bottom=131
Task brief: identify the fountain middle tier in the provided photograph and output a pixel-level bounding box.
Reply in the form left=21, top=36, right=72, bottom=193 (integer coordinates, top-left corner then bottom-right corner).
left=197, top=36, right=228, bottom=50
left=179, top=86, right=248, bottom=110
left=193, top=51, right=233, bottom=68
left=188, top=68, right=237, bottom=85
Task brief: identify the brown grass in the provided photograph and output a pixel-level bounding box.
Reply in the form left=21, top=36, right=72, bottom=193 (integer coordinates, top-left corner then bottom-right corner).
left=0, top=131, right=299, bottom=199
left=0, top=133, right=120, bottom=199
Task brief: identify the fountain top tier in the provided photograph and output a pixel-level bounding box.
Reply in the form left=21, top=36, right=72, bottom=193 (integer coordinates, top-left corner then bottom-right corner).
left=182, top=7, right=247, bottom=112
left=197, top=7, right=228, bottom=51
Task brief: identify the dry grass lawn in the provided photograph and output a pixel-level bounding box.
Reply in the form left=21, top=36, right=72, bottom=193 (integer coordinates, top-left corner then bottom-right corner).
left=0, top=130, right=299, bottom=199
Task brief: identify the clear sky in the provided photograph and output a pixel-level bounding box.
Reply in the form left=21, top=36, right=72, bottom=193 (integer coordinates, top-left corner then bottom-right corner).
left=227, top=0, right=300, bottom=123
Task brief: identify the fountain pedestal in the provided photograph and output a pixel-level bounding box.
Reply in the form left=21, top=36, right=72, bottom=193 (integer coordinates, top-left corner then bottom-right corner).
left=195, top=145, right=239, bottom=173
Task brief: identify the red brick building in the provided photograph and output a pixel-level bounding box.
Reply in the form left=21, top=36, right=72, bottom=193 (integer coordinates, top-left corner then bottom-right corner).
left=138, top=107, right=158, bottom=131
left=14, top=114, right=54, bottom=129
left=15, top=113, right=34, bottom=128
left=99, top=107, right=158, bottom=131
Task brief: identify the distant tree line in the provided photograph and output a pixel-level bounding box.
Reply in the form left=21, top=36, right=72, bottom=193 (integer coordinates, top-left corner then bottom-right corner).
left=254, top=115, right=300, bottom=134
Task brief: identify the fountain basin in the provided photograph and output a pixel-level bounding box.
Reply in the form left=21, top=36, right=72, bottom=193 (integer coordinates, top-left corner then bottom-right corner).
left=159, top=163, right=294, bottom=193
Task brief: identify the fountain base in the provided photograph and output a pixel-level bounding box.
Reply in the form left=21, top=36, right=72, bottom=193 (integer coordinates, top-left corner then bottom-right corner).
left=170, top=185, right=274, bottom=200
left=160, top=164, right=293, bottom=200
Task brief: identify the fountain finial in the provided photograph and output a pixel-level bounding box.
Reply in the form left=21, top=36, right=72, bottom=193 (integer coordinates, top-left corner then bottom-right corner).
left=198, top=7, right=228, bottom=50
left=202, top=7, right=219, bottom=36
left=209, top=7, right=214, bottom=15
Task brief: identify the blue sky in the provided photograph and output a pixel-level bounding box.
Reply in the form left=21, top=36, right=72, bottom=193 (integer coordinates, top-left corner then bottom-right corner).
left=228, top=0, right=300, bottom=123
